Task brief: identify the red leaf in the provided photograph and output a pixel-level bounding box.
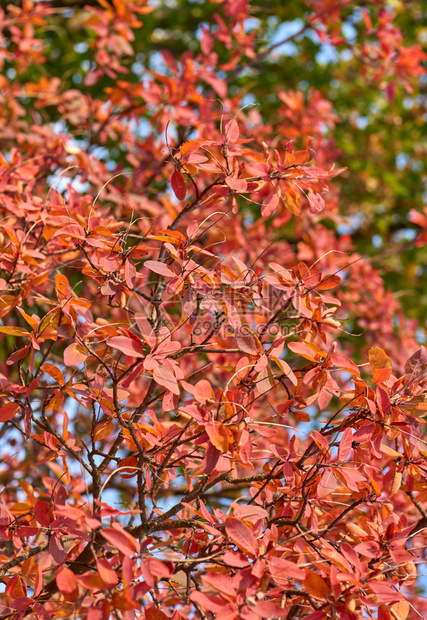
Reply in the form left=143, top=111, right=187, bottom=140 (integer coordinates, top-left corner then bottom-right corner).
left=202, top=571, right=236, bottom=597
left=252, top=601, right=288, bottom=618
left=101, top=524, right=140, bottom=556
left=124, top=259, right=136, bottom=288
left=272, top=356, right=298, bottom=386
left=54, top=223, right=86, bottom=240
left=0, top=401, right=20, bottom=422
left=93, top=419, right=114, bottom=442
left=367, top=581, right=404, bottom=603
left=41, top=363, right=65, bottom=385
left=225, top=517, right=259, bottom=557
left=404, top=345, right=427, bottom=375
left=376, top=385, right=391, bottom=415
left=49, top=533, right=65, bottom=564
left=6, top=345, right=30, bottom=365
left=288, top=341, right=321, bottom=362
left=222, top=550, right=249, bottom=567
left=316, top=273, right=341, bottom=290
left=171, top=169, right=186, bottom=200
left=5, top=575, right=26, bottom=599
left=190, top=591, right=224, bottom=613
left=354, top=540, right=382, bottom=559
left=34, top=499, right=54, bottom=526
left=145, top=608, right=169, bottom=620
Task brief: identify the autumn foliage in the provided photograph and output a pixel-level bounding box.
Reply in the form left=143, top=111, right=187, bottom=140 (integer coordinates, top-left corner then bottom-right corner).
left=0, top=0, right=427, bottom=619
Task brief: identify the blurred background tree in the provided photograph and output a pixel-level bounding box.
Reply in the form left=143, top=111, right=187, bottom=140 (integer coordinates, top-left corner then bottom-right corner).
left=1, top=0, right=426, bottom=318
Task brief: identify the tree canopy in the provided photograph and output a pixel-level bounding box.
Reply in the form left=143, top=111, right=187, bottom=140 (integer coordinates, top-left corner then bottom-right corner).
left=0, top=1, right=426, bottom=619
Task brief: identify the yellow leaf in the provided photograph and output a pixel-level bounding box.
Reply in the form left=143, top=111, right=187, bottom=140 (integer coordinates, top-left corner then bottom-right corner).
left=0, top=326, right=29, bottom=337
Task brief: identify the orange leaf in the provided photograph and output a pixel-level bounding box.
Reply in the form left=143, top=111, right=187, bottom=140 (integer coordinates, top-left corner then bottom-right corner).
left=94, top=420, right=114, bottom=442
left=205, top=421, right=229, bottom=452
left=303, top=569, right=329, bottom=600
left=390, top=601, right=410, bottom=620
left=316, top=273, right=341, bottom=290
left=97, top=558, right=118, bottom=587
left=41, top=363, right=64, bottom=385
left=369, top=347, right=392, bottom=384
left=56, top=566, right=78, bottom=599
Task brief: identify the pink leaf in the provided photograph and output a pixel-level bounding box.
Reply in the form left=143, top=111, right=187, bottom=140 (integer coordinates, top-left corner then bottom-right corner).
left=236, top=328, right=261, bottom=355
left=135, top=314, right=156, bottom=347
left=186, top=220, right=199, bottom=238
left=317, top=468, right=338, bottom=498
left=124, top=260, right=136, bottom=288
left=63, top=342, right=88, bottom=366
left=53, top=223, right=86, bottom=240
left=101, top=524, right=140, bottom=556
left=144, top=260, right=176, bottom=278
left=193, top=379, right=214, bottom=404
left=338, top=428, right=353, bottom=462
left=153, top=365, right=180, bottom=395
left=261, top=189, right=280, bottom=217
left=307, top=189, right=325, bottom=213
left=330, top=353, right=360, bottom=376
left=225, top=176, right=248, bottom=192
left=200, top=26, right=214, bottom=55
left=108, top=336, right=144, bottom=358
left=225, top=517, right=259, bottom=557
left=268, top=556, right=305, bottom=581
left=225, top=119, right=239, bottom=143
